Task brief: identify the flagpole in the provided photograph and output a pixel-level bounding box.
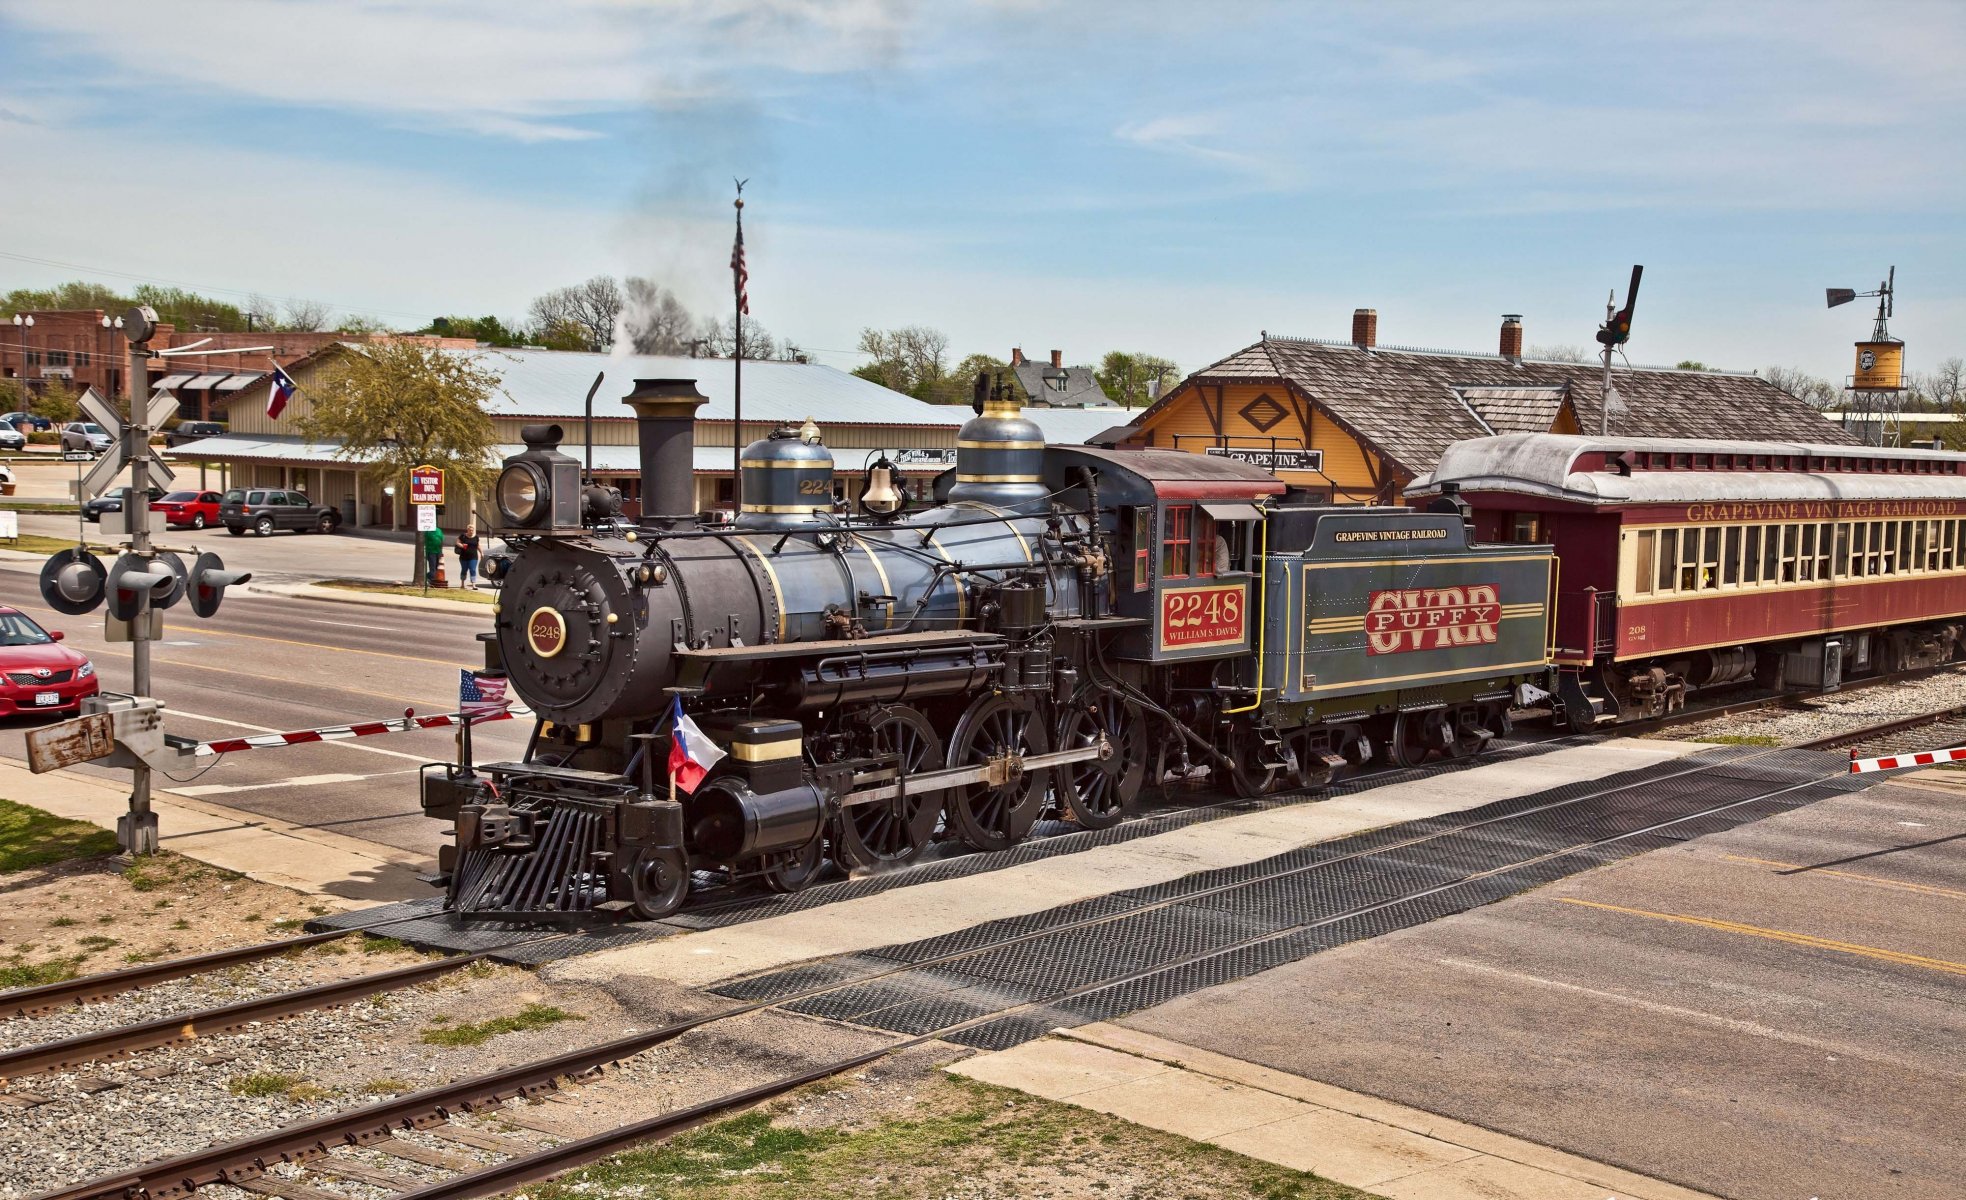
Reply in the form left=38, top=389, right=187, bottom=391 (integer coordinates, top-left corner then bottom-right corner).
left=731, top=180, right=746, bottom=512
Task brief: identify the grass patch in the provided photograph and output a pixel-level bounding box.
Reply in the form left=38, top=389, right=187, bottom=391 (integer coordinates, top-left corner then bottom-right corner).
left=49, top=916, right=77, bottom=928
left=227, top=1073, right=334, bottom=1102
left=360, top=935, right=407, bottom=955
left=1695, top=734, right=1782, bottom=746
left=421, top=1003, right=583, bottom=1047
left=76, top=935, right=118, bottom=952
left=321, top=578, right=497, bottom=605
left=0, top=956, right=82, bottom=989
left=363, top=1078, right=414, bottom=1094
left=0, top=798, right=118, bottom=873
left=521, top=1075, right=1365, bottom=1200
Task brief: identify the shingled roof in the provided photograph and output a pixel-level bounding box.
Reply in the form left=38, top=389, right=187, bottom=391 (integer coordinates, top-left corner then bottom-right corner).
left=1151, top=336, right=1854, bottom=478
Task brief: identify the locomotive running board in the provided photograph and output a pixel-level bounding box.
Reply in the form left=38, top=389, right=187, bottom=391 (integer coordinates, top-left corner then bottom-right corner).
left=840, top=736, right=1111, bottom=807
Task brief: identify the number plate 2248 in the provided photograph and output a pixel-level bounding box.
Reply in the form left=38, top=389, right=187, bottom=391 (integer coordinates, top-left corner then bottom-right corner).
left=1160, top=584, right=1246, bottom=651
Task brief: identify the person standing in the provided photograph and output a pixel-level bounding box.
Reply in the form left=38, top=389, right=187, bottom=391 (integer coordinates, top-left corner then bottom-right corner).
left=422, top=524, right=444, bottom=585
left=456, top=524, right=481, bottom=590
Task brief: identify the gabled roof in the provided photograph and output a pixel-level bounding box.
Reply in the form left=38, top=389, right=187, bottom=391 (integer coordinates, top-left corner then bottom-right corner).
left=1144, top=336, right=1855, bottom=477
left=1456, top=385, right=1569, bottom=435
left=1011, top=362, right=1108, bottom=408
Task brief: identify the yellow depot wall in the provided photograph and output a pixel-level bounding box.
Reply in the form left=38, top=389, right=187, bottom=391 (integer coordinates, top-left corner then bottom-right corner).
left=1135, top=381, right=1395, bottom=502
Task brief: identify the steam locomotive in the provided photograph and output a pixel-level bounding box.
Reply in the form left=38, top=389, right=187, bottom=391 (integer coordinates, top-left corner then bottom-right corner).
left=422, top=377, right=1556, bottom=920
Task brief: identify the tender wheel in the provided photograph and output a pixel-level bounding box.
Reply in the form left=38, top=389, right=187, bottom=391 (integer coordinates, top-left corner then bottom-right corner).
left=190, top=513, right=206, bottom=529
left=1389, top=711, right=1437, bottom=769
left=833, top=705, right=944, bottom=870
left=1445, top=707, right=1485, bottom=760
left=759, top=836, right=824, bottom=894
left=628, top=848, right=689, bottom=919
left=947, top=694, right=1050, bottom=851
left=1055, top=689, right=1145, bottom=829
left=254, top=515, right=274, bottom=536
left=1223, top=718, right=1278, bottom=798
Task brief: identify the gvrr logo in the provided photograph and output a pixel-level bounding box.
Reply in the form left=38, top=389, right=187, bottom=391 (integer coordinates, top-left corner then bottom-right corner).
left=1364, top=585, right=1501, bottom=655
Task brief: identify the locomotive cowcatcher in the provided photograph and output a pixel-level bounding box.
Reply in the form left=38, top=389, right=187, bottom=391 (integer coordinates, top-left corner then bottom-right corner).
left=422, top=376, right=1555, bottom=920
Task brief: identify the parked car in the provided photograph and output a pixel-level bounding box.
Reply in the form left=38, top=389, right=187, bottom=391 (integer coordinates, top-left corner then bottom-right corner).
left=60, top=422, right=114, bottom=455
left=0, top=424, right=23, bottom=452
left=82, top=485, right=165, bottom=523
left=151, top=489, right=225, bottom=529
left=164, top=420, right=225, bottom=449
left=219, top=488, right=343, bottom=536
left=0, top=606, right=99, bottom=716
left=2, top=411, right=53, bottom=432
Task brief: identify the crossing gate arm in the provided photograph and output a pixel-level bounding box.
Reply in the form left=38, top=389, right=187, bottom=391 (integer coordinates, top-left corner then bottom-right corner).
left=193, top=705, right=534, bottom=757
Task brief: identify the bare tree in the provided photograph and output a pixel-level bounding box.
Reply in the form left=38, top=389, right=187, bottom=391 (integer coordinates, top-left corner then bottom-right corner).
left=854, top=326, right=949, bottom=397
left=526, top=276, right=625, bottom=351
left=245, top=293, right=281, bottom=332
left=621, top=278, right=698, bottom=355
left=281, top=297, right=334, bottom=332
left=1526, top=344, right=1591, bottom=363
left=1762, top=365, right=1841, bottom=409
left=698, top=315, right=785, bottom=360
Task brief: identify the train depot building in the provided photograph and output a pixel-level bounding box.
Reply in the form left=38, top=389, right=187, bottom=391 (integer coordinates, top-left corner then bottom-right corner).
left=1113, top=311, right=1855, bottom=504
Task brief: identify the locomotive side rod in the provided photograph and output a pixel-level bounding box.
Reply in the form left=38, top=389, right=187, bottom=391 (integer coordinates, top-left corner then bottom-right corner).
left=839, top=735, right=1110, bottom=807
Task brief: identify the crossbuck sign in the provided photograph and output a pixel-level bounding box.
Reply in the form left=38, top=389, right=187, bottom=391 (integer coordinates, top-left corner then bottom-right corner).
left=73, top=389, right=178, bottom=502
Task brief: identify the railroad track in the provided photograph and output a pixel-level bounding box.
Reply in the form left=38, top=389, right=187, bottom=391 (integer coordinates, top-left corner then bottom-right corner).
left=1797, top=703, right=1966, bottom=755
left=26, top=744, right=1858, bottom=1200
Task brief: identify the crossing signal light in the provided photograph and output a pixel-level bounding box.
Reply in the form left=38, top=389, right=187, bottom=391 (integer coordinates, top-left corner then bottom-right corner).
left=188, top=552, right=252, bottom=618
left=40, top=549, right=107, bottom=615
left=1595, top=264, right=1644, bottom=347
left=107, top=553, right=179, bottom=622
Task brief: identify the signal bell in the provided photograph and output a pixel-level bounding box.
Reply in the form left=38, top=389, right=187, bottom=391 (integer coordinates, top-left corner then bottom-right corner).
left=39, top=549, right=107, bottom=615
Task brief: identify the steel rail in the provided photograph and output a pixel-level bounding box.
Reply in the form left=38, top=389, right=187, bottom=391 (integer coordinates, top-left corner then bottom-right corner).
left=28, top=742, right=1828, bottom=1200
left=392, top=757, right=1855, bottom=1200
left=0, top=910, right=443, bottom=1020
left=1796, top=703, right=1966, bottom=752
left=0, top=952, right=489, bottom=1081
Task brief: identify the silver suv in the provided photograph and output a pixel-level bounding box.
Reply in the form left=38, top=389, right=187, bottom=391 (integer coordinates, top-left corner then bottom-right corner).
left=60, top=422, right=113, bottom=455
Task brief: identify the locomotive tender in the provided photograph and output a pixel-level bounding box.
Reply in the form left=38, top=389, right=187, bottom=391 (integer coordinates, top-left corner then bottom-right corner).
left=1410, top=433, right=1966, bottom=725
left=424, top=377, right=1554, bottom=920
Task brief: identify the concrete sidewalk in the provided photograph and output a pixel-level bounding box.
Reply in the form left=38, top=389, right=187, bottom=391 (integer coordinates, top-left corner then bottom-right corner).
left=954, top=1024, right=1719, bottom=1200
left=0, top=758, right=428, bottom=908
left=243, top=578, right=491, bottom=615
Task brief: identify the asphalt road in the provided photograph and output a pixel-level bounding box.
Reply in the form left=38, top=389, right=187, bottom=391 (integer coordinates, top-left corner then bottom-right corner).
left=14, top=509, right=431, bottom=586
left=0, top=558, right=523, bottom=860
left=1122, top=777, right=1966, bottom=1200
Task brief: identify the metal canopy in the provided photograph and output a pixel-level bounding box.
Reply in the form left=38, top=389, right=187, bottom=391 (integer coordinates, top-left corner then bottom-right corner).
left=214, top=373, right=264, bottom=392
left=151, top=373, right=195, bottom=389
left=1199, top=501, right=1265, bottom=522
left=182, top=374, right=230, bottom=390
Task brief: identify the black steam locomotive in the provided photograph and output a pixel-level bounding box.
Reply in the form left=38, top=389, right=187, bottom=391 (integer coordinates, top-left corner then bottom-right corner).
left=423, top=377, right=1555, bottom=920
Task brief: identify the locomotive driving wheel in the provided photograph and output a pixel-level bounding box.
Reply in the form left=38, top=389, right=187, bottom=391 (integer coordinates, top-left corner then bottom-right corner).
left=833, top=705, right=944, bottom=870
left=759, top=835, right=825, bottom=894
left=1222, top=717, right=1279, bottom=798
left=947, top=694, right=1051, bottom=851
left=1055, top=688, right=1145, bottom=829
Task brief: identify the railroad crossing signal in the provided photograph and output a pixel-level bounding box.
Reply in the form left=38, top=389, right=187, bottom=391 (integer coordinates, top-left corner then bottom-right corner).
left=73, top=387, right=179, bottom=502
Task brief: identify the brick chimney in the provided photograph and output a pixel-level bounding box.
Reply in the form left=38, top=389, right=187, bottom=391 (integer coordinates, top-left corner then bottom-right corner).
left=1351, top=308, right=1377, bottom=349
left=1049, top=349, right=1063, bottom=368
left=1010, top=347, right=1024, bottom=366
left=1499, top=314, right=1523, bottom=362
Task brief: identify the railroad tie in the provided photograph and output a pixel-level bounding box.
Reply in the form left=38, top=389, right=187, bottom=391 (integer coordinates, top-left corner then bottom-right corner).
left=421, top=1122, right=544, bottom=1155
left=229, top=1176, right=349, bottom=1200
left=306, top=1156, right=428, bottom=1191
left=371, top=1134, right=482, bottom=1172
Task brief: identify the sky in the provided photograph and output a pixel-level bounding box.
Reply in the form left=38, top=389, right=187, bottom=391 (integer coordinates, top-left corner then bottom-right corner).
left=1, top=0, right=1961, bottom=384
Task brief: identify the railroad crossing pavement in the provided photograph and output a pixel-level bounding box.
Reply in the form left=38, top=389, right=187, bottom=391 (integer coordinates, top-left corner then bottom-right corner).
left=0, top=564, right=520, bottom=862
left=1028, top=770, right=1965, bottom=1200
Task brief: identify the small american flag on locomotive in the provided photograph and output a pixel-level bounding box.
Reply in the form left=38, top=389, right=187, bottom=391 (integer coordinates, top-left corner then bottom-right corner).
left=458, top=670, right=509, bottom=722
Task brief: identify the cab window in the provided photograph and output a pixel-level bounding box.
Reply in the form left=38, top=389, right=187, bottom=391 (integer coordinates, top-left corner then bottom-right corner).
left=1161, top=505, right=1191, bottom=579
left=1131, top=507, right=1151, bottom=592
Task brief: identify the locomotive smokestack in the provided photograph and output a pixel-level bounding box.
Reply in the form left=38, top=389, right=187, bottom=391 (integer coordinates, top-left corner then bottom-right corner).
left=624, top=378, right=708, bottom=528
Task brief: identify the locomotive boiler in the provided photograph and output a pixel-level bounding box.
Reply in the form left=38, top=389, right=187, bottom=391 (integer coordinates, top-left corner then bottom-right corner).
left=423, top=376, right=1556, bottom=921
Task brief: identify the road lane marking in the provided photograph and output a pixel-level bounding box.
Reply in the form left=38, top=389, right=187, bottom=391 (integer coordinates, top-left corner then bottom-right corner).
left=1558, top=898, right=1966, bottom=977
left=176, top=625, right=467, bottom=667
left=1721, top=854, right=1966, bottom=902
left=81, top=644, right=456, bottom=709
left=308, top=620, right=397, bottom=631
left=176, top=769, right=415, bottom=797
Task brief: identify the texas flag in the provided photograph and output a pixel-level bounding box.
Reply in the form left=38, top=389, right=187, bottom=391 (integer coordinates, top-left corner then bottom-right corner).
left=668, top=696, right=726, bottom=794
left=266, top=365, right=298, bottom=420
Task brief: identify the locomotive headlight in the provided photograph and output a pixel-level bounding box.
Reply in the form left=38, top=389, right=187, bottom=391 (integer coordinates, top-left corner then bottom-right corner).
left=496, top=463, right=547, bottom=526
left=635, top=565, right=654, bottom=584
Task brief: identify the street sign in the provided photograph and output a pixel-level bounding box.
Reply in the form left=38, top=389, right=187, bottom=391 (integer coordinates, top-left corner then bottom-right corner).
left=103, top=504, right=166, bottom=540
left=415, top=504, right=438, bottom=532
left=1204, top=446, right=1325, bottom=473
left=410, top=464, right=445, bottom=506
left=62, top=450, right=95, bottom=463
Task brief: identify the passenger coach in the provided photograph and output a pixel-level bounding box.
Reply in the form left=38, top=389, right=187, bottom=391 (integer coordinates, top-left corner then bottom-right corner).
left=1410, top=434, right=1966, bottom=724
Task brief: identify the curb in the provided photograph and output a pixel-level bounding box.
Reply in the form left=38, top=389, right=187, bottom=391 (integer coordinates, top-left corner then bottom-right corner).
left=244, top=580, right=494, bottom=615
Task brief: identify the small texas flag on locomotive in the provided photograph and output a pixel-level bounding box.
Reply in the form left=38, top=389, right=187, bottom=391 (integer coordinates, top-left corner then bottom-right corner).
left=265, top=365, right=298, bottom=420
left=669, top=695, right=726, bottom=793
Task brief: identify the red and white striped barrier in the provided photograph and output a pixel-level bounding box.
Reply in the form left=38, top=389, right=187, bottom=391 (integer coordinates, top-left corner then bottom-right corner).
left=193, top=705, right=533, bottom=757
left=1849, top=744, right=1966, bottom=774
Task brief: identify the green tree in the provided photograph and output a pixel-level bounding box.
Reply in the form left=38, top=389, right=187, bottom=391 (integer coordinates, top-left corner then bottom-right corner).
left=37, top=382, right=81, bottom=426
left=1094, top=351, right=1179, bottom=408
left=419, top=315, right=527, bottom=347
left=298, top=343, right=502, bottom=585
left=1, top=280, right=127, bottom=315
left=1674, top=360, right=1709, bottom=372
left=854, top=326, right=949, bottom=398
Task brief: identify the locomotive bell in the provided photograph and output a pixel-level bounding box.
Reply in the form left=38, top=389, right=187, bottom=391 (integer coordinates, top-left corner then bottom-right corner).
left=495, top=424, right=583, bottom=534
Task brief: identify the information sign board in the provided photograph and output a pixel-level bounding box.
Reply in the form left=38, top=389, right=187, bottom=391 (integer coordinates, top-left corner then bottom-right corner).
left=415, top=504, right=438, bottom=532
left=410, top=465, right=445, bottom=506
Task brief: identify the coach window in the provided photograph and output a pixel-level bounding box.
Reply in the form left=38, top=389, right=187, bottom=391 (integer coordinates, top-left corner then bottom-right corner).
left=1632, top=530, right=1656, bottom=595
left=1161, top=505, right=1192, bottom=579
left=1882, top=521, right=1898, bottom=575
left=1722, top=526, right=1743, bottom=586
left=1848, top=522, right=1867, bottom=577
left=1657, top=529, right=1678, bottom=593
left=1833, top=522, right=1852, bottom=578
left=1743, top=526, right=1762, bottom=585
left=1944, top=521, right=1959, bottom=571
left=1914, top=521, right=1931, bottom=573
left=1509, top=513, right=1541, bottom=543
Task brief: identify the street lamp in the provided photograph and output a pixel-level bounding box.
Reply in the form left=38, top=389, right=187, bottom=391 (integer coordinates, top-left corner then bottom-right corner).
left=10, top=314, right=30, bottom=328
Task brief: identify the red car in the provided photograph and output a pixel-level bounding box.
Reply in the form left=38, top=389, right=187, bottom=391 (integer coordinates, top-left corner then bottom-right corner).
left=0, top=607, right=99, bottom=716
left=152, top=490, right=225, bottom=530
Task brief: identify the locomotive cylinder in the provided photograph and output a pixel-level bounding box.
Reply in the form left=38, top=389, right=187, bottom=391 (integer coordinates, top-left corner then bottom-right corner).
left=625, top=378, right=709, bottom=528
left=689, top=777, right=828, bottom=861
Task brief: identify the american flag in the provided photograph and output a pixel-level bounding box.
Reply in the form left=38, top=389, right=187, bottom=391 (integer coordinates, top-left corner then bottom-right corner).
left=731, top=211, right=749, bottom=316
left=459, top=670, right=510, bottom=722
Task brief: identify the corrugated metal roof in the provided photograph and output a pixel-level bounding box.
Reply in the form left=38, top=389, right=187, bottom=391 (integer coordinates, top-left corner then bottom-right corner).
left=1022, top=405, right=1132, bottom=444
left=169, top=435, right=354, bottom=463
left=152, top=373, right=195, bottom=389
left=182, top=373, right=231, bottom=390
left=447, top=349, right=956, bottom=427
left=171, top=433, right=955, bottom=476
left=214, top=372, right=265, bottom=392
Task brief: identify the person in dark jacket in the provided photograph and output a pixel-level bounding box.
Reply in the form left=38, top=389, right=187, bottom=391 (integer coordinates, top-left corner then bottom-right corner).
left=456, top=525, right=481, bottom=589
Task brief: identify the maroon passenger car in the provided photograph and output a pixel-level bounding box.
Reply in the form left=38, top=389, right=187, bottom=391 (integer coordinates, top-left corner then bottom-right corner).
left=1409, top=434, right=1966, bottom=725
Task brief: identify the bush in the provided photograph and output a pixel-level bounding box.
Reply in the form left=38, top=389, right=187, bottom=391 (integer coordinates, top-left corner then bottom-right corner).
left=28, top=431, right=57, bottom=445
